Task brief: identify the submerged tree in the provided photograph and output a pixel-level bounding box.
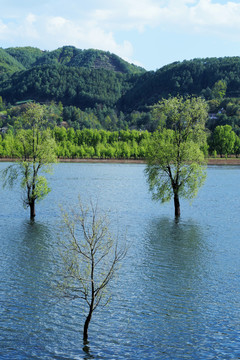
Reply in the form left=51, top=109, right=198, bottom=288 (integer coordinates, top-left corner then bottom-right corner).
left=1, top=103, right=57, bottom=220
left=58, top=197, right=126, bottom=342
left=145, top=96, right=208, bottom=217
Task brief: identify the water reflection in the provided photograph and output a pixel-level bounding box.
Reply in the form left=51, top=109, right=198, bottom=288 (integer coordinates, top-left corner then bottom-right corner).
left=0, top=220, right=60, bottom=358
left=82, top=340, right=95, bottom=359
left=141, top=217, right=212, bottom=357
left=1, top=164, right=240, bottom=359
left=143, top=216, right=208, bottom=281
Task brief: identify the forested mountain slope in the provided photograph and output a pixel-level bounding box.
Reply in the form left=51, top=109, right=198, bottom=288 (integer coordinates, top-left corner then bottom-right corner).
left=4, top=46, right=145, bottom=74
left=1, top=47, right=240, bottom=117
left=0, top=64, right=135, bottom=109
left=0, top=48, right=25, bottom=81
left=0, top=46, right=145, bottom=109
left=118, top=57, right=240, bottom=111
left=5, top=47, right=44, bottom=69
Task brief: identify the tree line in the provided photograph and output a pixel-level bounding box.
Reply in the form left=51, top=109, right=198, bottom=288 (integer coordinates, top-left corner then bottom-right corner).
left=1, top=123, right=240, bottom=160
left=0, top=127, right=151, bottom=159
left=2, top=90, right=240, bottom=135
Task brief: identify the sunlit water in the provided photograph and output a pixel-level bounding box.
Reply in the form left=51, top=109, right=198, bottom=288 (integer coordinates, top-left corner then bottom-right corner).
left=0, top=163, right=240, bottom=359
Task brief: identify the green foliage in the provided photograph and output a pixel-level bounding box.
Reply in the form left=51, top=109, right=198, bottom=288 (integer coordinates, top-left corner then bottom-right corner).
left=209, top=124, right=236, bottom=157
left=0, top=103, right=57, bottom=219
left=3, top=47, right=240, bottom=128
left=0, top=48, right=25, bottom=81
left=0, top=95, right=6, bottom=111
left=32, top=46, right=145, bottom=74
left=0, top=64, right=133, bottom=109
left=3, top=48, right=240, bottom=122
left=119, top=57, right=240, bottom=112
left=52, top=127, right=150, bottom=159
left=146, top=129, right=206, bottom=201
left=152, top=96, right=208, bottom=144
left=234, top=133, right=240, bottom=157
left=145, top=96, right=208, bottom=216
left=212, top=80, right=227, bottom=100
left=2, top=95, right=240, bottom=160
left=5, top=47, right=43, bottom=69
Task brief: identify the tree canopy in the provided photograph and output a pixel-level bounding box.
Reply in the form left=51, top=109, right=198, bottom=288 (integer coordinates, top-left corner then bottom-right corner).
left=1, top=103, right=57, bottom=219
left=145, top=96, right=208, bottom=217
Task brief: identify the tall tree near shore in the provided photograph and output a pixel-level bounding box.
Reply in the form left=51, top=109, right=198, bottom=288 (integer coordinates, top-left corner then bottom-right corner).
left=1, top=103, right=57, bottom=220
left=145, top=96, right=208, bottom=217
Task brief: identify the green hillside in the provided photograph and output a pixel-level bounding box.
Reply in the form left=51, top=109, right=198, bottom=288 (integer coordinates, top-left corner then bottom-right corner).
left=119, top=57, right=240, bottom=111
left=0, top=64, right=133, bottom=109
left=0, top=46, right=145, bottom=109
left=5, top=46, right=44, bottom=69
left=2, top=47, right=240, bottom=131
left=33, top=46, right=146, bottom=74
left=4, top=46, right=145, bottom=74
left=0, top=48, right=25, bottom=81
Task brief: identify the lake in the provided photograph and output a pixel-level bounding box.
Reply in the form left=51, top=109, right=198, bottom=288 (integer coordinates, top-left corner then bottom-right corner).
left=0, top=163, right=240, bottom=359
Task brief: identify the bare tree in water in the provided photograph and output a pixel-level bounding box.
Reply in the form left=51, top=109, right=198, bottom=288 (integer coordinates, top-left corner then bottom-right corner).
left=58, top=197, right=126, bottom=342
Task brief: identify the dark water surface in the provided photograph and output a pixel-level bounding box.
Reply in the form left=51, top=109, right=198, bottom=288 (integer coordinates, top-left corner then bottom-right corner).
left=0, top=163, right=240, bottom=359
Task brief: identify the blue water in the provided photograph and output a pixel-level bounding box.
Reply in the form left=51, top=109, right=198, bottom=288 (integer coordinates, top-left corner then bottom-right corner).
left=0, top=163, right=240, bottom=359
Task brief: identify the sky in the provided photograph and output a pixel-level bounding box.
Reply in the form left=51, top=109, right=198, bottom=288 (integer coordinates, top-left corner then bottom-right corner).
left=1, top=0, right=240, bottom=71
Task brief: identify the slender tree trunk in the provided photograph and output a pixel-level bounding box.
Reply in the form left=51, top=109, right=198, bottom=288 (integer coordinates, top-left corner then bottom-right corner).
left=30, top=200, right=36, bottom=220
left=83, top=251, right=95, bottom=341
left=83, top=307, right=93, bottom=342
left=30, top=166, right=36, bottom=221
left=174, top=193, right=180, bottom=217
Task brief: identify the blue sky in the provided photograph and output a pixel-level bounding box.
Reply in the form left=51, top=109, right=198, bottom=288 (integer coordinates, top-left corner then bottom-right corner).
left=1, top=0, right=240, bottom=70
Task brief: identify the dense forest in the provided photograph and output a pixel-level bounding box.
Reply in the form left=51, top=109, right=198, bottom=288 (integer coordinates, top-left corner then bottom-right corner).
left=118, top=57, right=240, bottom=111
left=1, top=46, right=240, bottom=150
left=1, top=47, right=240, bottom=112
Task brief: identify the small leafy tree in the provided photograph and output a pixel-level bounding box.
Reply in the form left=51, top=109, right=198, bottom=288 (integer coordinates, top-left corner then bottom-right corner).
left=145, top=96, right=208, bottom=217
left=212, top=124, right=236, bottom=157
left=1, top=103, right=57, bottom=220
left=58, top=198, right=126, bottom=342
left=212, top=80, right=227, bottom=100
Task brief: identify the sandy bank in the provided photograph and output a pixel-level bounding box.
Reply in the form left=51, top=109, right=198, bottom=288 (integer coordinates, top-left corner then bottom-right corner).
left=0, top=157, right=240, bottom=165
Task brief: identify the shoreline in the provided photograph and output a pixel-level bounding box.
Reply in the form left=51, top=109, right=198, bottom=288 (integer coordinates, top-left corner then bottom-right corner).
left=1, top=157, right=240, bottom=165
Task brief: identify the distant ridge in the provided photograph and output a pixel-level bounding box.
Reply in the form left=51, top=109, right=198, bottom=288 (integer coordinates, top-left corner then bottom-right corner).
left=4, top=46, right=146, bottom=74
left=1, top=46, right=240, bottom=114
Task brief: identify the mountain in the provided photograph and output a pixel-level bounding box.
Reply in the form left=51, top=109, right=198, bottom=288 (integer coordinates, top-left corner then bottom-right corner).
left=1, top=47, right=240, bottom=115
left=0, top=48, right=25, bottom=81
left=4, top=46, right=145, bottom=74
left=0, top=46, right=145, bottom=109
left=0, top=64, right=133, bottom=109
left=118, top=57, right=240, bottom=111
left=5, top=47, right=44, bottom=69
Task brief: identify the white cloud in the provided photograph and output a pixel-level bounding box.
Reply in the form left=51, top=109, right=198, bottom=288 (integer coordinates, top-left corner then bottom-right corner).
left=92, top=9, right=114, bottom=22
left=0, top=11, right=133, bottom=62
left=189, top=0, right=240, bottom=28
left=1, top=0, right=240, bottom=66
left=91, top=0, right=240, bottom=34
left=47, top=16, right=67, bottom=30
left=43, top=15, right=134, bottom=62
left=26, top=13, right=36, bottom=25
left=0, top=20, right=8, bottom=35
